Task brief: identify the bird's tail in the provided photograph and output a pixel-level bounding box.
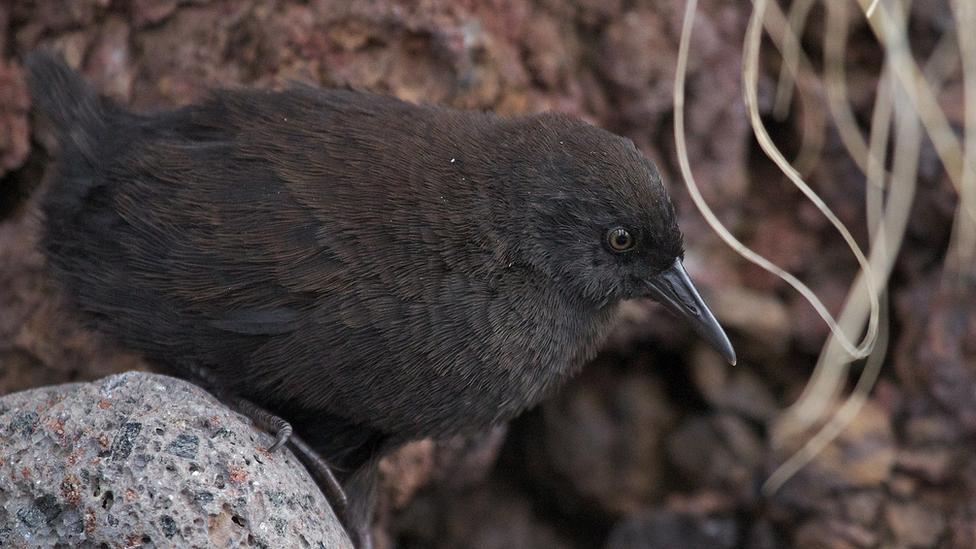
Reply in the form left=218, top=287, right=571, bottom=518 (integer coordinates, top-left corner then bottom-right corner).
left=24, top=51, right=120, bottom=233
left=23, top=51, right=106, bottom=155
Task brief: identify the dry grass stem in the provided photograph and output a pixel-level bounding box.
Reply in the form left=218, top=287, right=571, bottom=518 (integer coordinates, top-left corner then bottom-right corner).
left=675, top=0, right=969, bottom=493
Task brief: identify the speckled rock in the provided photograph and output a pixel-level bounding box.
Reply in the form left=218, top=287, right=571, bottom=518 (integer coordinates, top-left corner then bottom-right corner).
left=0, top=371, right=350, bottom=548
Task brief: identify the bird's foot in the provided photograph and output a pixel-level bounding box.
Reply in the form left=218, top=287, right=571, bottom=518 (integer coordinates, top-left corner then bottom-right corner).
left=175, top=365, right=294, bottom=451
left=219, top=391, right=349, bottom=523
left=230, top=397, right=293, bottom=452
left=285, top=433, right=350, bottom=518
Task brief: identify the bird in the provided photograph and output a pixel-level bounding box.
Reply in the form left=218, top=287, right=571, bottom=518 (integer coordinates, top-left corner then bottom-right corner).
left=24, top=52, right=735, bottom=547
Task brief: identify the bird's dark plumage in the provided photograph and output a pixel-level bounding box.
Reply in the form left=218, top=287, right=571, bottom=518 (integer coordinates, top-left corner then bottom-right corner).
left=24, top=52, right=733, bottom=546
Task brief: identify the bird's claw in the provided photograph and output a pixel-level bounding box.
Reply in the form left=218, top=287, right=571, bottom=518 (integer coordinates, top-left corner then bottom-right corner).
left=231, top=397, right=294, bottom=452
left=268, top=422, right=292, bottom=452
left=287, top=433, right=349, bottom=516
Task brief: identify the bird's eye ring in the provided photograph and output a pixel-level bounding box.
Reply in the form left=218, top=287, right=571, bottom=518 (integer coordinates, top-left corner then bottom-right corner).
left=607, top=227, right=635, bottom=252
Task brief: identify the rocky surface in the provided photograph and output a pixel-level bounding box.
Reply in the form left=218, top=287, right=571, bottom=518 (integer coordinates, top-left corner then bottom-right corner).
left=0, top=371, right=351, bottom=548
left=0, top=1, right=971, bottom=548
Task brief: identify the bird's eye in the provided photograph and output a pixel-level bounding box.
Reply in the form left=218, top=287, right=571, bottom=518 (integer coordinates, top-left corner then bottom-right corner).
left=607, top=227, right=635, bottom=252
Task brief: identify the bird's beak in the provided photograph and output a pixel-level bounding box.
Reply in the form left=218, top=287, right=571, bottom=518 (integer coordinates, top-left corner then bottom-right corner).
left=644, top=260, right=737, bottom=365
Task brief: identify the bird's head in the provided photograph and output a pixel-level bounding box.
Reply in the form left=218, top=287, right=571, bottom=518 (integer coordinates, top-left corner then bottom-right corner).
left=491, top=113, right=736, bottom=365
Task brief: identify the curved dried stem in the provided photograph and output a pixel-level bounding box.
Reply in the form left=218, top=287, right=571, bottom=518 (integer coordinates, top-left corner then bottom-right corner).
left=744, top=0, right=882, bottom=362
left=945, top=0, right=976, bottom=283
left=675, top=0, right=879, bottom=373
left=766, top=63, right=919, bottom=493
left=761, top=0, right=828, bottom=175
left=675, top=0, right=955, bottom=494
left=772, top=0, right=818, bottom=120
left=859, top=0, right=970, bottom=211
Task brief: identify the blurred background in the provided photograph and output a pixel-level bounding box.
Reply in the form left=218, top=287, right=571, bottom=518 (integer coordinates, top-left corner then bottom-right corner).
left=0, top=0, right=970, bottom=548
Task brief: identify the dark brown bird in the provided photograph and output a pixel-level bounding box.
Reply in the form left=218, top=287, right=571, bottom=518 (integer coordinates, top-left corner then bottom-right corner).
left=24, top=52, right=734, bottom=547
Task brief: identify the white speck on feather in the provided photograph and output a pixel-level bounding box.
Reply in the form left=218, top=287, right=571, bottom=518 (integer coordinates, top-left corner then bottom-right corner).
left=451, top=158, right=456, bottom=163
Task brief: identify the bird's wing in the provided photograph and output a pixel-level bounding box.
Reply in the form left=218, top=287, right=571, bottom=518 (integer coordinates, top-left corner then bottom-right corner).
left=207, top=307, right=300, bottom=335
left=110, top=97, right=357, bottom=332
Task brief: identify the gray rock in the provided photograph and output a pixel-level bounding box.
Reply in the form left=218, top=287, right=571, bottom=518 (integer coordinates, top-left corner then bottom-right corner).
left=0, top=371, right=351, bottom=548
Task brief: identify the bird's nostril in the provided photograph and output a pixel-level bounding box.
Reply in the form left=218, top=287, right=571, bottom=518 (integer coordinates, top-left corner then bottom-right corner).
left=665, top=280, right=700, bottom=316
